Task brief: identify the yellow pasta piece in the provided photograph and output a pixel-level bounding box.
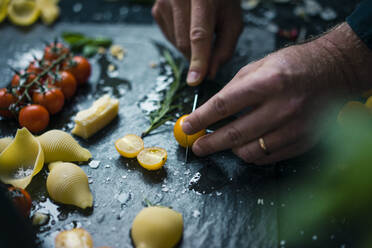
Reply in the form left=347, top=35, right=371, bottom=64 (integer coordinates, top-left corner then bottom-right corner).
left=71, top=94, right=119, bottom=139
left=131, top=206, right=183, bottom=248
left=0, top=137, right=12, bottom=154
left=0, top=128, right=44, bottom=189
left=47, top=162, right=93, bottom=209
left=37, top=130, right=92, bottom=163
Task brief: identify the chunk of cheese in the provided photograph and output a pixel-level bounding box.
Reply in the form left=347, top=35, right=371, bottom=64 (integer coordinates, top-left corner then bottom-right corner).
left=71, top=95, right=119, bottom=139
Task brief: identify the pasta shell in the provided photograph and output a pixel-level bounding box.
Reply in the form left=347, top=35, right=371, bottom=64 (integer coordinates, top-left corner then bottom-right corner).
left=0, top=137, right=12, bottom=154
left=37, top=130, right=92, bottom=163
left=0, top=128, right=44, bottom=189
left=131, top=206, right=183, bottom=248
left=47, top=162, right=93, bottom=209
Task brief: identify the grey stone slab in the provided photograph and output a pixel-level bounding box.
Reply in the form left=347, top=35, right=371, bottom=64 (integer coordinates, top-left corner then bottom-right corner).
left=0, top=23, right=277, bottom=248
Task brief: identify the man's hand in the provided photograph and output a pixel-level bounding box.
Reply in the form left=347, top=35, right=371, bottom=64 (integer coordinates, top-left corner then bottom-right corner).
left=182, top=23, right=372, bottom=165
left=152, top=0, right=243, bottom=86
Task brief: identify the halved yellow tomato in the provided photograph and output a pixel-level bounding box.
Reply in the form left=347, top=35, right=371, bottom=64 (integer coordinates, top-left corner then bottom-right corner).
left=137, top=147, right=167, bottom=171
left=115, top=134, right=144, bottom=158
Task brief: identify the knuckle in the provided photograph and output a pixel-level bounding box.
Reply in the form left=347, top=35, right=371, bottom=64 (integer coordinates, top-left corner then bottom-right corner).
left=236, top=65, right=250, bottom=79
left=151, top=5, right=160, bottom=18
left=152, top=0, right=167, bottom=17
left=190, top=27, right=210, bottom=43
left=225, top=126, right=242, bottom=146
left=277, top=97, right=304, bottom=121
left=212, top=94, right=228, bottom=117
left=270, top=68, right=286, bottom=82
left=190, top=111, right=204, bottom=132
left=235, top=69, right=245, bottom=80
left=235, top=146, right=254, bottom=163
left=265, top=68, right=288, bottom=92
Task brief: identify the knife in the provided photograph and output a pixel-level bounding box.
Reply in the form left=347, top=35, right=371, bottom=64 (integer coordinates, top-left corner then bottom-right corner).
left=184, top=86, right=200, bottom=164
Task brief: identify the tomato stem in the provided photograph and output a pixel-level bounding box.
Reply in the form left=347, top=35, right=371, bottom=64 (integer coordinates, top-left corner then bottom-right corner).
left=12, top=53, right=69, bottom=108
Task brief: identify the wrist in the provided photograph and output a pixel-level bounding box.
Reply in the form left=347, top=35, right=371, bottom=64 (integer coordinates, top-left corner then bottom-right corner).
left=315, top=22, right=372, bottom=95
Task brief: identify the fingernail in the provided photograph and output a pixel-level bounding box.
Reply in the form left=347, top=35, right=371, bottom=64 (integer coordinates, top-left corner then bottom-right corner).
left=182, top=120, right=193, bottom=134
left=187, top=70, right=200, bottom=84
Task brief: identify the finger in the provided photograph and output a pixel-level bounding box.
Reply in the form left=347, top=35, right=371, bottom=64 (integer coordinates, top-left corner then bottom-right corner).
left=253, top=140, right=316, bottom=165
left=208, top=5, right=243, bottom=79
left=152, top=0, right=176, bottom=44
left=182, top=61, right=265, bottom=135
left=191, top=101, right=291, bottom=157
left=232, top=119, right=306, bottom=163
left=187, top=0, right=216, bottom=86
left=171, top=0, right=191, bottom=59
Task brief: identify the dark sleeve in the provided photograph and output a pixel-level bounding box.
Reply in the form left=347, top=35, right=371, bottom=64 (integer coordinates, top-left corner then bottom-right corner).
left=346, top=0, right=372, bottom=50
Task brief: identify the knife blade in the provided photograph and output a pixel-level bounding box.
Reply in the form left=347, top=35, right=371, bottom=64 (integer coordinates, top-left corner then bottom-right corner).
left=184, top=86, right=200, bottom=164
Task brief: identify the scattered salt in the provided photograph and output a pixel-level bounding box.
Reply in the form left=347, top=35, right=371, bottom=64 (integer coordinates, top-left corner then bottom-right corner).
left=97, top=214, right=105, bottom=223
left=192, top=210, right=201, bottom=218
left=89, top=160, right=100, bottom=169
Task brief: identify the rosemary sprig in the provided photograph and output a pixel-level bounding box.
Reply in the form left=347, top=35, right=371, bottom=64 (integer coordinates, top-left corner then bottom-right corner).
left=141, top=50, right=185, bottom=138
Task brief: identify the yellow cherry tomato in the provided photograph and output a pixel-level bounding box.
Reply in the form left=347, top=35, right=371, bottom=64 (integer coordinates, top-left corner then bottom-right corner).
left=337, top=101, right=371, bottom=127
left=173, top=114, right=206, bottom=148
left=365, top=96, right=372, bottom=110
left=115, top=134, right=144, bottom=158
left=137, top=147, right=167, bottom=171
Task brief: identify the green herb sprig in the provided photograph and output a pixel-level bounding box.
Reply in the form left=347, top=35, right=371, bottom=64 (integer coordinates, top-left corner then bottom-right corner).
left=61, top=32, right=112, bottom=57
left=141, top=50, right=185, bottom=138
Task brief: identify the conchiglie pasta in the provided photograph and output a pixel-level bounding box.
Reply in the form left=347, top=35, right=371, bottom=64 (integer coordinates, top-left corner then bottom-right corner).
left=0, top=128, right=44, bottom=189
left=0, top=137, right=12, bottom=154
left=131, top=206, right=183, bottom=248
left=47, top=162, right=93, bottom=209
left=37, top=130, right=92, bottom=163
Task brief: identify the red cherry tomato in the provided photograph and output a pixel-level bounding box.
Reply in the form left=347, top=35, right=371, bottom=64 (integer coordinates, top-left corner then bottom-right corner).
left=27, top=61, right=43, bottom=74
left=65, top=56, right=91, bottom=85
left=32, top=88, right=65, bottom=114
left=18, top=104, right=50, bottom=133
left=7, top=187, right=32, bottom=218
left=11, top=73, right=21, bottom=88
left=51, top=71, right=77, bottom=99
left=11, top=72, right=39, bottom=95
left=44, top=42, right=70, bottom=61
left=0, top=88, right=15, bottom=118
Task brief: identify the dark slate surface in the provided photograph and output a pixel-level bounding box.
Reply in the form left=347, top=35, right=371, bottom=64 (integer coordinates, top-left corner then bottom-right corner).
left=0, top=24, right=279, bottom=248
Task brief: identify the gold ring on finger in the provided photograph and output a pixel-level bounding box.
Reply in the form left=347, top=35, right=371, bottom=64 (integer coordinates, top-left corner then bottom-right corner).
left=258, top=137, right=270, bottom=155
